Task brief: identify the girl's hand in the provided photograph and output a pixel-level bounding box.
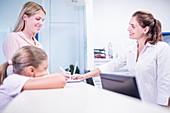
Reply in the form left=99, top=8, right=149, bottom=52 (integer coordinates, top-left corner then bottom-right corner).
left=62, top=72, right=71, bottom=80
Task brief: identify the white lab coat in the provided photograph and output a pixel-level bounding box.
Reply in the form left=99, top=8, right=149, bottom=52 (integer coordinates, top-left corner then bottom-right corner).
left=98, top=41, right=170, bottom=106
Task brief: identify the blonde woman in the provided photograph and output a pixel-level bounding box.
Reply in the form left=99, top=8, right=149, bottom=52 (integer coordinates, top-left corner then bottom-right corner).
left=3, top=1, right=46, bottom=60
left=0, top=46, right=68, bottom=112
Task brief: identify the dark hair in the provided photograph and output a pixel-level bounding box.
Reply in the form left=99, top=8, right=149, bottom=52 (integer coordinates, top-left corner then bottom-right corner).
left=0, top=46, right=47, bottom=85
left=132, top=11, right=162, bottom=45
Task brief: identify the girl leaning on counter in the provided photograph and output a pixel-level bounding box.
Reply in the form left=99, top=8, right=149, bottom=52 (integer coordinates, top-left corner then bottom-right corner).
left=0, top=46, right=70, bottom=112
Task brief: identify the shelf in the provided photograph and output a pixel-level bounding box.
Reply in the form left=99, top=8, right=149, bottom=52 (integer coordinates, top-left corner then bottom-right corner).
left=94, top=58, right=112, bottom=62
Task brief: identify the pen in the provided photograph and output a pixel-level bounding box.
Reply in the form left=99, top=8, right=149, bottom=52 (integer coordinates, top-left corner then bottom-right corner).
left=59, top=66, right=66, bottom=72
left=73, top=61, right=78, bottom=75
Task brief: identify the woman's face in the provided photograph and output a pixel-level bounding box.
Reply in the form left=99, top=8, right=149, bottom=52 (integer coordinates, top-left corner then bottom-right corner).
left=127, top=17, right=145, bottom=40
left=23, top=10, right=45, bottom=34
left=34, top=59, right=49, bottom=77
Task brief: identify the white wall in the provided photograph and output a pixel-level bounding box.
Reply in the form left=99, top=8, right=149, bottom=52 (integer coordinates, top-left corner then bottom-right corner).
left=92, top=0, right=170, bottom=58
left=85, top=0, right=170, bottom=70
left=41, top=0, right=86, bottom=73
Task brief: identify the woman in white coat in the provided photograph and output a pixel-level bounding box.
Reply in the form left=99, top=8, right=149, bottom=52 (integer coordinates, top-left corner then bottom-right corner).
left=72, top=10, right=170, bottom=107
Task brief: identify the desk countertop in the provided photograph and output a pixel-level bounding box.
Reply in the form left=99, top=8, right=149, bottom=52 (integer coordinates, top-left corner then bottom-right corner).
left=3, top=82, right=169, bottom=113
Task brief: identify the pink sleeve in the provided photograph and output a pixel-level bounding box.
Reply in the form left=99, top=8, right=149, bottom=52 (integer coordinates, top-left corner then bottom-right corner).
left=3, top=33, right=20, bottom=60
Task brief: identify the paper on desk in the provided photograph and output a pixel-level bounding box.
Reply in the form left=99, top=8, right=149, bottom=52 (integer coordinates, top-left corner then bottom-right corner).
left=67, top=79, right=82, bottom=83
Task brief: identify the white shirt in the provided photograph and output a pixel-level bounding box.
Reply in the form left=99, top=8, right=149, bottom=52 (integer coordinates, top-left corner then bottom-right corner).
left=0, top=74, right=29, bottom=112
left=98, top=41, right=170, bottom=106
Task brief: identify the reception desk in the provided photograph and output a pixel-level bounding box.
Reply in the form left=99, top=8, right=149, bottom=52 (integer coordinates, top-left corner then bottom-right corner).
left=3, top=82, right=169, bottom=113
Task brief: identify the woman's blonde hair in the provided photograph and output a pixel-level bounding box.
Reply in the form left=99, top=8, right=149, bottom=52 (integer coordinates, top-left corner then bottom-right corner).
left=13, top=1, right=46, bottom=32
left=0, top=46, right=47, bottom=85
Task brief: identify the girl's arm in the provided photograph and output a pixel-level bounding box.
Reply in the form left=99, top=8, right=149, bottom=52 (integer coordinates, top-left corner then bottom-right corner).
left=23, top=73, right=67, bottom=90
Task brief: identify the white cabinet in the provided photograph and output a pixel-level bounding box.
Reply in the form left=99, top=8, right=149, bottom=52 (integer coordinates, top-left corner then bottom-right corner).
left=93, top=58, right=128, bottom=88
left=93, top=58, right=112, bottom=88
left=94, top=58, right=112, bottom=68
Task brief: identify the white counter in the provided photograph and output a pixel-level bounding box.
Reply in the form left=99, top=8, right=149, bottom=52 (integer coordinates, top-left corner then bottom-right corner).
left=2, top=82, right=169, bottom=113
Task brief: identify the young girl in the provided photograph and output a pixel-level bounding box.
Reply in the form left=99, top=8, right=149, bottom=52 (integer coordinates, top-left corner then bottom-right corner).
left=0, top=46, right=67, bottom=112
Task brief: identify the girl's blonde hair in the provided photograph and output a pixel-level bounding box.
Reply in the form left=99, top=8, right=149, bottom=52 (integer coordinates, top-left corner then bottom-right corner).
left=0, top=46, right=47, bottom=85
left=13, top=1, right=46, bottom=32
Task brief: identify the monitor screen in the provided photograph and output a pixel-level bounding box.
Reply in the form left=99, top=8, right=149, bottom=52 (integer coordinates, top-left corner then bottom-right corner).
left=100, top=73, right=140, bottom=99
left=162, top=32, right=170, bottom=45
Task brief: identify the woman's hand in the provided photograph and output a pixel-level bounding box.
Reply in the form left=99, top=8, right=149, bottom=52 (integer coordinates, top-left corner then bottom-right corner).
left=71, top=74, right=85, bottom=80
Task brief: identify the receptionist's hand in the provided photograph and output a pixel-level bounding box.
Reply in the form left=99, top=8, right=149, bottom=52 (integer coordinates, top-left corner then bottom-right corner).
left=71, top=74, right=85, bottom=80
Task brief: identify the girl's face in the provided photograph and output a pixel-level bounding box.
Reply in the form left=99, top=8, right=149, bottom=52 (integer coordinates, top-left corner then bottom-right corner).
left=127, top=17, right=146, bottom=40
left=23, top=10, right=45, bottom=34
left=34, top=59, right=48, bottom=77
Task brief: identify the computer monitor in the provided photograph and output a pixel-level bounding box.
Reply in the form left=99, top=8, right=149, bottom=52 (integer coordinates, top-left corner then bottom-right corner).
left=100, top=73, right=140, bottom=99
left=162, top=32, right=170, bottom=45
